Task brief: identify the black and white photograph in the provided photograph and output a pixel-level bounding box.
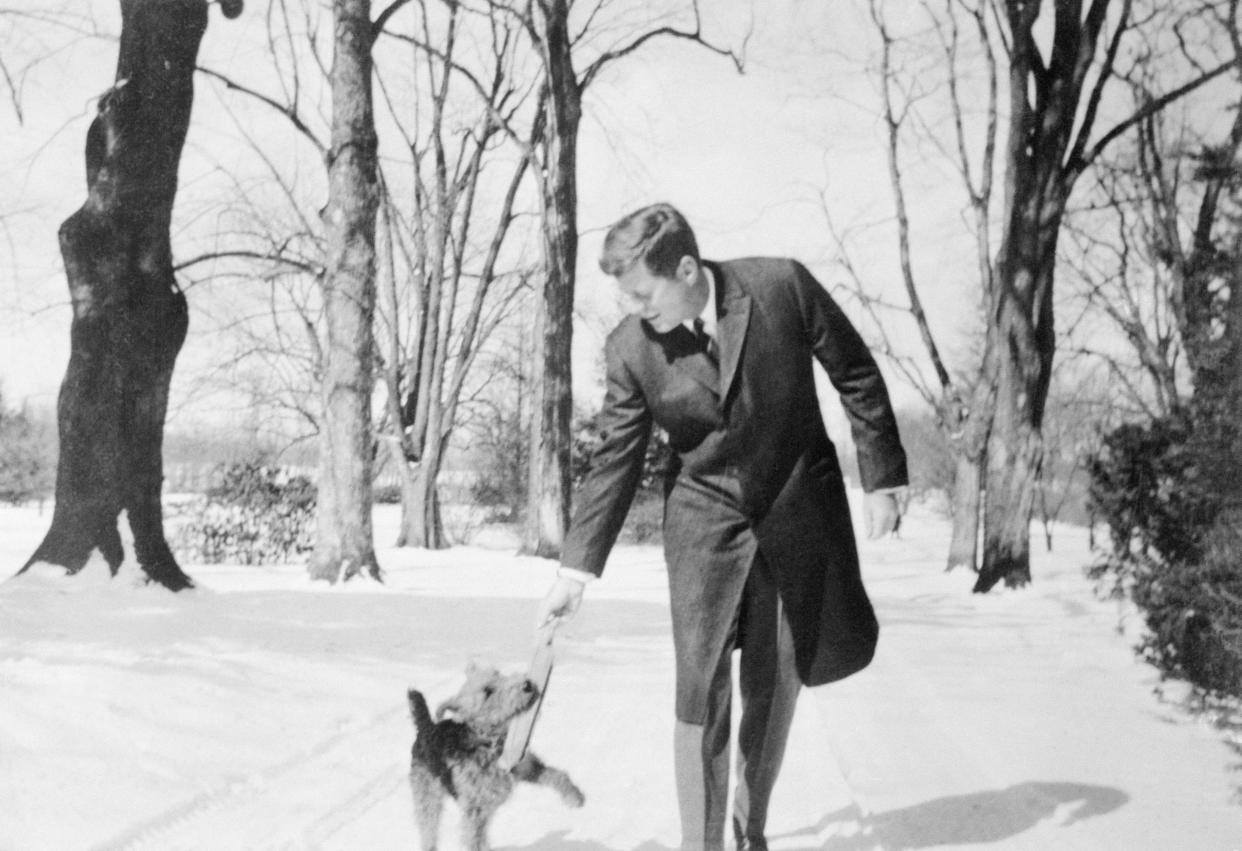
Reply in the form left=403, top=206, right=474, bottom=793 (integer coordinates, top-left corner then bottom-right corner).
left=0, top=1, right=1239, bottom=848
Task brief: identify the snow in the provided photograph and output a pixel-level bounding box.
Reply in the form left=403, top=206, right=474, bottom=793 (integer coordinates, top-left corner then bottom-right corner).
left=1, top=500, right=1238, bottom=850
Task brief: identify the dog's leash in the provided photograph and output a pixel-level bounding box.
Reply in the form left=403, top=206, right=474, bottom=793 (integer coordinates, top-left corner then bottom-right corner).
left=499, top=622, right=557, bottom=770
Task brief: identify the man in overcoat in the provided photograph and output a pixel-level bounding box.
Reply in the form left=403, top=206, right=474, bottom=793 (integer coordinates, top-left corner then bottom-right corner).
left=536, top=203, right=907, bottom=851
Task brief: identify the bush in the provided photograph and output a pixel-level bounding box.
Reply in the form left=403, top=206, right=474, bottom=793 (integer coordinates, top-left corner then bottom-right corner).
left=171, top=462, right=316, bottom=565
left=1088, top=416, right=1218, bottom=565
left=1089, top=412, right=1242, bottom=696
left=371, top=481, right=402, bottom=504
left=467, top=404, right=529, bottom=523
left=895, top=408, right=955, bottom=497
left=0, top=399, right=55, bottom=505
left=1130, top=520, right=1242, bottom=694
left=619, top=489, right=665, bottom=544
left=571, top=417, right=673, bottom=544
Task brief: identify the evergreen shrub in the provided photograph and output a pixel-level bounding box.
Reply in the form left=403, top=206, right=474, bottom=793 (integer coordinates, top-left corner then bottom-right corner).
left=0, top=399, right=54, bottom=505
left=1089, top=413, right=1242, bottom=696
left=172, top=462, right=316, bottom=565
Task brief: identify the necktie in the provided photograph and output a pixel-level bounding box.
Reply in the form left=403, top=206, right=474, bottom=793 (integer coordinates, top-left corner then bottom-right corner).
left=693, top=317, right=718, bottom=364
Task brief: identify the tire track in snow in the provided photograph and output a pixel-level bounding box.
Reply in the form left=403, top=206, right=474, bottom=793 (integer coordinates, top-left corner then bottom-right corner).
left=297, top=760, right=407, bottom=848
left=90, top=670, right=455, bottom=851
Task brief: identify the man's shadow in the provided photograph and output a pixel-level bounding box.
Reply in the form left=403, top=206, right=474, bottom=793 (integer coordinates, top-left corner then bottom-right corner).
left=775, top=780, right=1129, bottom=850
left=508, top=781, right=1127, bottom=850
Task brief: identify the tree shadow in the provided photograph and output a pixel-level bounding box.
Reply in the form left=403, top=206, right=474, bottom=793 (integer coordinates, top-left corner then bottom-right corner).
left=771, top=781, right=1129, bottom=850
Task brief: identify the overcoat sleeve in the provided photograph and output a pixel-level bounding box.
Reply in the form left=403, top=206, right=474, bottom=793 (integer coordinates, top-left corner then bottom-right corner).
left=788, top=260, right=908, bottom=492
left=560, top=333, right=652, bottom=576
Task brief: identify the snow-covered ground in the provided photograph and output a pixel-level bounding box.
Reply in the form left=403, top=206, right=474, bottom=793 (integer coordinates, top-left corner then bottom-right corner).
left=1, top=499, right=1238, bottom=850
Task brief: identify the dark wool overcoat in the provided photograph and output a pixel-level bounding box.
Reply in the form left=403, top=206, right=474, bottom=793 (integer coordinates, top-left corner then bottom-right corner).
left=561, top=258, right=908, bottom=722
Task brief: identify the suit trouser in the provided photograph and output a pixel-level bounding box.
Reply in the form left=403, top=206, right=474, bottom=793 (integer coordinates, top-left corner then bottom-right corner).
left=675, top=552, right=801, bottom=851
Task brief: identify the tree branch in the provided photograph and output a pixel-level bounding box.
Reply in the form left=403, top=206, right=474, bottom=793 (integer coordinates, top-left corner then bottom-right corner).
left=870, top=0, right=952, bottom=392
left=379, top=28, right=539, bottom=159
left=1065, top=0, right=1132, bottom=174
left=1079, top=60, right=1234, bottom=175
left=579, top=2, right=745, bottom=90
left=0, top=50, right=20, bottom=123
left=196, top=65, right=328, bottom=158
left=173, top=250, right=322, bottom=276
left=371, top=0, right=412, bottom=43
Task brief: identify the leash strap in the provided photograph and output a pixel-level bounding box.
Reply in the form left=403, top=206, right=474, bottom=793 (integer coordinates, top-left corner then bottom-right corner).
left=499, top=623, right=556, bottom=769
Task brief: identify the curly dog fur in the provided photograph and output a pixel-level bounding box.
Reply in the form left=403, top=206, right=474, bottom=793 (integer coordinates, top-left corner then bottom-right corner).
left=408, top=663, right=584, bottom=850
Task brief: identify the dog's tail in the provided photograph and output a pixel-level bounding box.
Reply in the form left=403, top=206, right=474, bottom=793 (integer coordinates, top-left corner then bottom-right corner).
left=407, top=688, right=435, bottom=739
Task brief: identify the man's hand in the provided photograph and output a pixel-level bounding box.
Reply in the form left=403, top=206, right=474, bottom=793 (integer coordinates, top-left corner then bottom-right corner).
left=535, top=574, right=586, bottom=629
left=864, top=491, right=901, bottom=539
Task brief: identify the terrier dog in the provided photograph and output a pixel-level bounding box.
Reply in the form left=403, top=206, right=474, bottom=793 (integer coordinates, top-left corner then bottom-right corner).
left=408, top=663, right=585, bottom=851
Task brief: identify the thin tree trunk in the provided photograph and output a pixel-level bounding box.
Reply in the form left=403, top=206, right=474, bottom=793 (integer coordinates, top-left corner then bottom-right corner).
left=20, top=0, right=232, bottom=590
left=308, top=0, right=381, bottom=583
left=523, top=0, right=580, bottom=558
left=943, top=370, right=994, bottom=572
left=1038, top=486, right=1055, bottom=552
left=396, top=448, right=445, bottom=548
left=946, top=452, right=982, bottom=571
left=396, top=457, right=443, bottom=549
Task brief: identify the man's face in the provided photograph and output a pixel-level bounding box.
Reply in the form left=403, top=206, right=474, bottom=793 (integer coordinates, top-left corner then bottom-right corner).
left=615, top=256, right=701, bottom=334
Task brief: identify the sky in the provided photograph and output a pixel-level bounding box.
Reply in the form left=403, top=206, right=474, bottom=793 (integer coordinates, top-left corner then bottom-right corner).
left=2, top=498, right=1240, bottom=848
left=3, top=0, right=1231, bottom=429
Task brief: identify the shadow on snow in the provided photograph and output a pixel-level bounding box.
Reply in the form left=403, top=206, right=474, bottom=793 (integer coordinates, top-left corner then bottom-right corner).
left=506, top=780, right=1127, bottom=850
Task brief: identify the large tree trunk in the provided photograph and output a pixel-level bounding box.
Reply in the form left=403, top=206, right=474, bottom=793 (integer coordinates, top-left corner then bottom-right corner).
left=975, top=233, right=1058, bottom=592
left=19, top=0, right=235, bottom=590
left=969, top=0, right=1229, bottom=592
left=308, top=0, right=381, bottom=583
left=978, top=389, right=1041, bottom=591
left=523, top=0, right=580, bottom=559
left=972, top=0, right=1081, bottom=593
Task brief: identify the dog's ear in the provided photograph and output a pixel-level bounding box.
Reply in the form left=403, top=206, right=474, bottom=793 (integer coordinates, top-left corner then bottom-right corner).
left=435, top=698, right=460, bottom=720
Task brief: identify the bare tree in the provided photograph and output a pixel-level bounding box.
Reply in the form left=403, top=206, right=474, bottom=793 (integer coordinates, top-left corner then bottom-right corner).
left=305, top=0, right=383, bottom=582
left=18, top=0, right=242, bottom=588
left=971, top=0, right=1232, bottom=592
left=1062, top=147, right=1186, bottom=419
left=1137, top=40, right=1242, bottom=411
left=1073, top=0, right=1242, bottom=510
left=504, top=0, right=744, bottom=558
left=192, top=0, right=540, bottom=554
left=178, top=0, right=746, bottom=561
left=856, top=0, right=1232, bottom=590
left=844, top=0, right=1000, bottom=573
left=374, top=0, right=538, bottom=548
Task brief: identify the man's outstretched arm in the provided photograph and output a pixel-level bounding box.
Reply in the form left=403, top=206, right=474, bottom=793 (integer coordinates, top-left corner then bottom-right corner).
left=538, top=337, right=651, bottom=626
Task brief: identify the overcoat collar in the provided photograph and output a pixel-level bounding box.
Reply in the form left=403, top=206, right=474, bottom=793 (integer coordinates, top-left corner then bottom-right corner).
left=645, top=260, right=752, bottom=402
left=705, top=260, right=751, bottom=403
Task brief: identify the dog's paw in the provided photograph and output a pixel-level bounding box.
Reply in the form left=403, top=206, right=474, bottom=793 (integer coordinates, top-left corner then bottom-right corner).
left=562, top=784, right=586, bottom=808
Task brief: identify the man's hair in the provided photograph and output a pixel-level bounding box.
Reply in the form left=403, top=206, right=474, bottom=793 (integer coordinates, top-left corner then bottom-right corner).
left=599, top=203, right=699, bottom=278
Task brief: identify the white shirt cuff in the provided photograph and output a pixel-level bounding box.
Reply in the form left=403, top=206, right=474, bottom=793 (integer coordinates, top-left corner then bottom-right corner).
left=558, top=566, right=597, bottom=584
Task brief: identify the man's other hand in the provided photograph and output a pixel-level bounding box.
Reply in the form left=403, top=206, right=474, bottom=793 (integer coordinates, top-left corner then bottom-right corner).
left=864, top=491, right=901, bottom=539
left=535, top=574, right=586, bottom=629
